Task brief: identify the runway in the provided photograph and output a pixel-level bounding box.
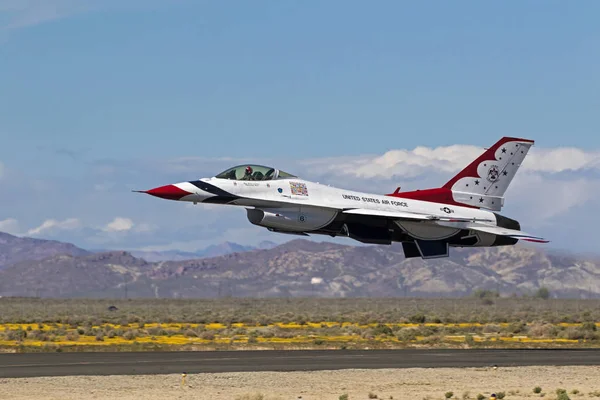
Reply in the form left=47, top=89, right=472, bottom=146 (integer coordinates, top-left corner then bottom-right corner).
left=1, top=349, right=599, bottom=378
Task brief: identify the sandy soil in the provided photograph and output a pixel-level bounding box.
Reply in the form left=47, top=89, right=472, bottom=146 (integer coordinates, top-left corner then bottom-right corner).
left=1, top=366, right=600, bottom=400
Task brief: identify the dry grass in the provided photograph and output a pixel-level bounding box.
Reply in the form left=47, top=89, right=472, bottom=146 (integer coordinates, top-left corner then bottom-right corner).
left=2, top=297, right=600, bottom=325
left=1, top=297, right=599, bottom=351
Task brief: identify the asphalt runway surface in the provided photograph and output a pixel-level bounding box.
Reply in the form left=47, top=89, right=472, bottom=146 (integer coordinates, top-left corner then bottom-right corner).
left=1, top=349, right=599, bottom=378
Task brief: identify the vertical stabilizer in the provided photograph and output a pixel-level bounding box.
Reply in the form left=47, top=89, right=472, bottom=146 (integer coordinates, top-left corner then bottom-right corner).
left=442, top=137, right=534, bottom=211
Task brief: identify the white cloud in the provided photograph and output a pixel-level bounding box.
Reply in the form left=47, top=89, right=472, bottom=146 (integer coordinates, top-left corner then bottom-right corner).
left=525, top=148, right=600, bottom=173
left=27, top=218, right=81, bottom=235
left=300, top=145, right=600, bottom=180
left=3, top=142, right=600, bottom=253
left=103, top=217, right=134, bottom=232
left=509, top=174, right=597, bottom=225
left=0, top=218, right=19, bottom=234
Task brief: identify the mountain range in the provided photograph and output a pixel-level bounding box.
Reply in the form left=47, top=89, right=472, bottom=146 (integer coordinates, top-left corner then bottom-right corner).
left=1, top=231, right=600, bottom=299
left=126, top=241, right=278, bottom=262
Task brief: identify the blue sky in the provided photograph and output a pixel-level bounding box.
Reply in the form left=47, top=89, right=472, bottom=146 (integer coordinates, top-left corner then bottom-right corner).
left=1, top=1, right=599, bottom=254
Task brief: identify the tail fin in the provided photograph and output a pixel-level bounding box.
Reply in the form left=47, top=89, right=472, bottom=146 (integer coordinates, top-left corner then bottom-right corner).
left=387, top=137, right=534, bottom=212
left=442, top=137, right=534, bottom=211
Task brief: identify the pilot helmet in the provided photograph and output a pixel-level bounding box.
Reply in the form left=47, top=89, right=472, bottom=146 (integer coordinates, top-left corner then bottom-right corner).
left=245, top=166, right=253, bottom=174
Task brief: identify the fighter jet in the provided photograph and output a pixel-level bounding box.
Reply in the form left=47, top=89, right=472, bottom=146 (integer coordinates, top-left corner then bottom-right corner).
left=138, top=137, right=548, bottom=259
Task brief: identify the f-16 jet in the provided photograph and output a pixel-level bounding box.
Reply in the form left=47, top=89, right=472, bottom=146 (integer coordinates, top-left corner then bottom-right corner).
left=138, top=137, right=547, bottom=259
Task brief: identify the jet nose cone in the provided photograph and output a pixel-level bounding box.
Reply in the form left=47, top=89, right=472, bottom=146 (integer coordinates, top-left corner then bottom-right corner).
left=142, top=184, right=192, bottom=200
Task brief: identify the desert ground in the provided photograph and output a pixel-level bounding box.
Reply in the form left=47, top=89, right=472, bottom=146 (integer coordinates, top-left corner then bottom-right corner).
left=2, top=366, right=600, bottom=400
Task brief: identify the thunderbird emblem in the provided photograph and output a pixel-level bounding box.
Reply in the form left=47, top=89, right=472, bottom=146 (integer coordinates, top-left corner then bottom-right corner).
left=487, top=165, right=500, bottom=182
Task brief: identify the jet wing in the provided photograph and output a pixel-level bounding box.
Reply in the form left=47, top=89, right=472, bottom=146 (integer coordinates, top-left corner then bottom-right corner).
left=464, top=225, right=549, bottom=243
left=341, top=208, right=494, bottom=223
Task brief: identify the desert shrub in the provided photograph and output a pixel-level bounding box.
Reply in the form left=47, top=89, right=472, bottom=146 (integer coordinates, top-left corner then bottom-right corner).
left=535, top=287, right=550, bottom=299
left=95, top=332, right=104, bottom=341
left=409, top=313, right=426, bottom=324
left=200, top=331, right=215, bottom=340
left=373, top=324, right=393, bottom=336
left=5, top=329, right=26, bottom=341
left=560, top=327, right=586, bottom=341
left=533, top=386, right=542, bottom=393
left=482, top=324, right=501, bottom=334
left=582, top=322, right=597, bottom=331
left=184, top=329, right=198, bottom=337
left=361, top=329, right=375, bottom=340
left=396, top=328, right=416, bottom=341
left=339, top=395, right=348, bottom=400
left=445, top=392, right=453, bottom=398
left=481, top=298, right=494, bottom=306
left=528, top=323, right=558, bottom=338
left=506, top=321, right=527, bottom=334
left=465, top=334, right=475, bottom=346
left=556, top=392, right=569, bottom=400
left=65, top=331, right=80, bottom=341
left=235, top=393, right=265, bottom=400
left=477, top=394, right=485, bottom=400
left=473, top=289, right=499, bottom=299
left=368, top=392, right=378, bottom=398
left=233, top=327, right=248, bottom=335
left=496, top=392, right=505, bottom=399
left=123, top=330, right=138, bottom=340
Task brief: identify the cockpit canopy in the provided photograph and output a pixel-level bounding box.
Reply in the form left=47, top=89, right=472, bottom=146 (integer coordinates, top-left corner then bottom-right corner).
left=214, top=164, right=297, bottom=181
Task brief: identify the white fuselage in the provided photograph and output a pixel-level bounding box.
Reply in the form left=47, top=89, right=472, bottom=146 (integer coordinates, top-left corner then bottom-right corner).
left=175, top=177, right=499, bottom=235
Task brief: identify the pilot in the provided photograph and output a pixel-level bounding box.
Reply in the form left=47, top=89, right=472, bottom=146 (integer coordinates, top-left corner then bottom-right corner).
left=241, top=166, right=253, bottom=180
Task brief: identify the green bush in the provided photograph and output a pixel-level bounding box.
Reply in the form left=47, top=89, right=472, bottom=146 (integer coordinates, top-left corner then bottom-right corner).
left=533, top=386, right=542, bottom=393
left=409, top=313, right=426, bottom=324
left=582, top=322, right=597, bottom=331
left=445, top=392, right=454, bottom=399
left=557, top=392, right=569, bottom=400
left=339, top=394, right=349, bottom=400
left=373, top=324, right=393, bottom=336
left=535, top=287, right=550, bottom=299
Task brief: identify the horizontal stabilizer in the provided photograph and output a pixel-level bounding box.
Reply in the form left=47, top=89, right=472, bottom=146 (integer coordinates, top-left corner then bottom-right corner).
left=467, top=225, right=549, bottom=243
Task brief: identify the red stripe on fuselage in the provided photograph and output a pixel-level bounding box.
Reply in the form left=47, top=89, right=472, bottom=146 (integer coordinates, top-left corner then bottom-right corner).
left=385, top=187, right=478, bottom=208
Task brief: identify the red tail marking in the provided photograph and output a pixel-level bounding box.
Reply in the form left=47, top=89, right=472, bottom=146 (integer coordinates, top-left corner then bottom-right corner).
left=386, top=137, right=534, bottom=208
left=386, top=187, right=478, bottom=208
left=442, top=136, right=534, bottom=189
